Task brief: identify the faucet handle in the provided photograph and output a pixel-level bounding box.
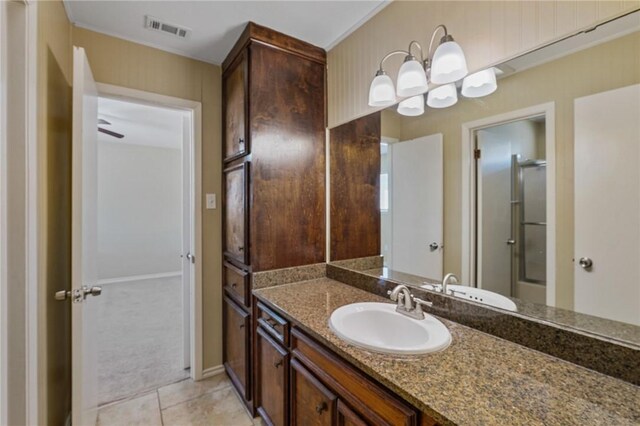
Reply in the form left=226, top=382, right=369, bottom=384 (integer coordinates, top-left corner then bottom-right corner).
left=413, top=297, right=433, bottom=319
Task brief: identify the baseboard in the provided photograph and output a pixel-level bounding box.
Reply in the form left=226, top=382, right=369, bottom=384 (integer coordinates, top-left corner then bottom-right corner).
left=97, top=271, right=181, bottom=285
left=201, top=365, right=225, bottom=379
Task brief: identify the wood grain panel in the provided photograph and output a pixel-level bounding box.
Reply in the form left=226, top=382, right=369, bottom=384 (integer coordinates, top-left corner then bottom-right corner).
left=330, top=111, right=381, bottom=261
left=223, top=162, right=249, bottom=265
left=249, top=42, right=326, bottom=271
left=290, top=359, right=337, bottom=426
left=223, top=53, right=247, bottom=162
left=223, top=21, right=326, bottom=71
left=223, top=296, right=251, bottom=401
left=256, top=326, right=289, bottom=426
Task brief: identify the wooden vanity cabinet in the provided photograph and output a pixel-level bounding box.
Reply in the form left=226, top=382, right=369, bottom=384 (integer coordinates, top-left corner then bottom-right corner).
left=253, top=297, right=440, bottom=426
left=223, top=296, right=251, bottom=401
left=222, top=22, right=327, bottom=415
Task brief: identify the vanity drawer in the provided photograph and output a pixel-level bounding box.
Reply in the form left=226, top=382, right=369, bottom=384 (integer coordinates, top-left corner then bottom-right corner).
left=257, top=301, right=290, bottom=347
left=224, top=261, right=250, bottom=307
left=292, top=327, right=418, bottom=426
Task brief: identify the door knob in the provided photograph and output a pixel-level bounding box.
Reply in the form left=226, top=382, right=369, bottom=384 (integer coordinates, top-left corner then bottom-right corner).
left=578, top=257, right=593, bottom=270
left=506, top=239, right=516, bottom=245
left=186, top=252, right=195, bottom=264
left=429, top=242, right=440, bottom=251
left=55, top=286, right=101, bottom=303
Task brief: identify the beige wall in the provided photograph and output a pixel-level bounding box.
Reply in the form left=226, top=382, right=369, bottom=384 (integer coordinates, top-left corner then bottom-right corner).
left=36, top=1, right=73, bottom=424
left=35, top=3, right=223, bottom=422
left=71, top=27, right=224, bottom=371
left=328, top=0, right=640, bottom=128
left=381, top=32, right=640, bottom=309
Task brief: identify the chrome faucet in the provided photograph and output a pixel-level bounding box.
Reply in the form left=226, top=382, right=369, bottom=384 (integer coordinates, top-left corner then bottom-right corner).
left=387, top=284, right=432, bottom=320
left=441, top=273, right=459, bottom=295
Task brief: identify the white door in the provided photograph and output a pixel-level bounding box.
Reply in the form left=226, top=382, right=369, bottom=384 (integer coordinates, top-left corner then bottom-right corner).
left=574, top=84, right=640, bottom=326
left=181, top=114, right=192, bottom=370
left=476, top=130, right=513, bottom=295
left=71, top=46, right=100, bottom=425
left=390, top=134, right=443, bottom=280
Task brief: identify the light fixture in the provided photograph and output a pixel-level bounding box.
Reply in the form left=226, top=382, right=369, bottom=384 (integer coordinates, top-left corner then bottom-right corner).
left=368, top=24, right=493, bottom=116
left=396, top=55, right=428, bottom=97
left=368, top=70, right=396, bottom=107
left=427, top=84, right=458, bottom=108
left=430, top=34, right=468, bottom=84
left=461, top=68, right=497, bottom=98
left=397, top=94, right=425, bottom=116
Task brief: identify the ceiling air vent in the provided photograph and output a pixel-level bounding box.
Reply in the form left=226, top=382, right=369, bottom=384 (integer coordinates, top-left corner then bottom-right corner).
left=145, top=15, right=191, bottom=39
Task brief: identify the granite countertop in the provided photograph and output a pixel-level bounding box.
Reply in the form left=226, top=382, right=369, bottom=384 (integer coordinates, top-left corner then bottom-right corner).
left=253, top=278, right=640, bottom=426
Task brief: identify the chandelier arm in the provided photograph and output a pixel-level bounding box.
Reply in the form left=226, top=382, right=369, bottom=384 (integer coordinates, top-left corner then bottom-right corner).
left=379, top=50, right=410, bottom=72
left=427, top=24, right=449, bottom=60
left=407, top=41, right=425, bottom=65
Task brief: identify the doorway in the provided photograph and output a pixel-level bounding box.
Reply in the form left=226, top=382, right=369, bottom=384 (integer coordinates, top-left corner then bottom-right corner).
left=95, top=95, right=194, bottom=405
left=475, top=117, right=547, bottom=304
left=461, top=103, right=556, bottom=306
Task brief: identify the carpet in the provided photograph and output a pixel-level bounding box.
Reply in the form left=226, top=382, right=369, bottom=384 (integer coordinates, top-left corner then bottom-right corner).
left=97, top=276, right=190, bottom=405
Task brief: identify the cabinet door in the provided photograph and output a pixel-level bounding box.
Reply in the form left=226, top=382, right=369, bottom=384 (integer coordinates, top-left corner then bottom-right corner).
left=256, top=326, right=289, bottom=426
left=337, top=401, right=367, bottom=426
left=223, top=296, right=251, bottom=400
left=223, top=162, right=249, bottom=265
left=223, top=53, right=247, bottom=161
left=291, top=359, right=336, bottom=426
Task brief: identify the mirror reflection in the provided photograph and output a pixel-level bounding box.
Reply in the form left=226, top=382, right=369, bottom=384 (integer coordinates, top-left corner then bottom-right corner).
left=331, top=12, right=640, bottom=345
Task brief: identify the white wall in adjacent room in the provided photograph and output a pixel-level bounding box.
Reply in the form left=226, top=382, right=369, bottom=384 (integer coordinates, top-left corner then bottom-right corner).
left=97, top=139, right=182, bottom=280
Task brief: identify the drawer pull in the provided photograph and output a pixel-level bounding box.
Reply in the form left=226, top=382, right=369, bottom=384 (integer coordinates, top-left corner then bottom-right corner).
left=231, top=282, right=237, bottom=288
left=239, top=323, right=245, bottom=329
left=265, top=317, right=278, bottom=327
left=315, top=402, right=328, bottom=414
left=238, top=246, right=244, bottom=252
left=273, top=359, right=283, bottom=368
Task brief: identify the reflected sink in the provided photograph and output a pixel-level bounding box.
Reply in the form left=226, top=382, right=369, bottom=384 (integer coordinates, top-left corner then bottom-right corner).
left=329, top=302, right=451, bottom=355
left=422, top=284, right=518, bottom=312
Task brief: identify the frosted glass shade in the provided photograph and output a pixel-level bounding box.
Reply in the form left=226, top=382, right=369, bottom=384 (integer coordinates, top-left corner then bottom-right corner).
left=397, top=94, right=425, bottom=117
left=368, top=73, right=396, bottom=107
left=396, top=58, right=428, bottom=98
left=427, top=84, right=458, bottom=108
left=461, top=68, right=497, bottom=98
left=430, top=41, right=468, bottom=84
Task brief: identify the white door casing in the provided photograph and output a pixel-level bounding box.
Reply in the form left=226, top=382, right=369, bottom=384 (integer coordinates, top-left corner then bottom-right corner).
left=389, top=134, right=444, bottom=280
left=574, top=84, right=640, bottom=326
left=71, top=46, right=100, bottom=426
left=181, top=114, right=192, bottom=370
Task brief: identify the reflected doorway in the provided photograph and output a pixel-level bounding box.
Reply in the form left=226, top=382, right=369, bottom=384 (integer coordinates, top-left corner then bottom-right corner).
left=474, top=116, right=547, bottom=304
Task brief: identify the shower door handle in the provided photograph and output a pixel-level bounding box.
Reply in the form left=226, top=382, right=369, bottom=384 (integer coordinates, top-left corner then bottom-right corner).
left=506, top=239, right=516, bottom=245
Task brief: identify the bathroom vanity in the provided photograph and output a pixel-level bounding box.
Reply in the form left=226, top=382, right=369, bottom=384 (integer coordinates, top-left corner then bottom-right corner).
left=252, top=278, right=640, bottom=426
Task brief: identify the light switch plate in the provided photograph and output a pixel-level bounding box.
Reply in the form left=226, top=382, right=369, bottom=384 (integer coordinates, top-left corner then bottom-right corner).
left=206, top=193, right=216, bottom=209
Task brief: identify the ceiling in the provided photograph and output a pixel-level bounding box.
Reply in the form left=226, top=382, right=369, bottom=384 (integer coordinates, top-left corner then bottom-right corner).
left=64, top=0, right=388, bottom=65
left=98, top=97, right=187, bottom=149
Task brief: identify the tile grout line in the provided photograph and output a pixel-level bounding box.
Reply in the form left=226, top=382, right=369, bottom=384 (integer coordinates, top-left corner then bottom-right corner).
left=157, top=390, right=164, bottom=426
left=159, top=381, right=234, bottom=411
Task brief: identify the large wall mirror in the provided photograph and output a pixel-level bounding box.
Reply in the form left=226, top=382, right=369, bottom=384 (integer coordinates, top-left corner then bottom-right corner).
left=329, top=11, right=640, bottom=346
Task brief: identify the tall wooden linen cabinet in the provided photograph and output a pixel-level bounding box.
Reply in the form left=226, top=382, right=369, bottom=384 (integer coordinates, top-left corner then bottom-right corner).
left=221, top=22, right=327, bottom=415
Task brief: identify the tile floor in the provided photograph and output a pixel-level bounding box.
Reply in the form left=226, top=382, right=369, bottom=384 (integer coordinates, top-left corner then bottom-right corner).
left=97, top=373, right=262, bottom=426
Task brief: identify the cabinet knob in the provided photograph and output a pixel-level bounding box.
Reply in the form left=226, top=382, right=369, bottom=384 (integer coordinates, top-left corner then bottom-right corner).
left=239, top=323, right=245, bottom=329
left=273, top=359, right=283, bottom=368
left=231, top=282, right=237, bottom=288
left=315, top=402, right=328, bottom=414
left=238, top=246, right=244, bottom=252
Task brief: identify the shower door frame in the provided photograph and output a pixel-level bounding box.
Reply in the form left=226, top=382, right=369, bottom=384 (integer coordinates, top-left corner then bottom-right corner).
left=461, top=103, right=556, bottom=306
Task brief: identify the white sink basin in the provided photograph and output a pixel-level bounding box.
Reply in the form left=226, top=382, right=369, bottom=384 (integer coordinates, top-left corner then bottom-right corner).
left=422, top=284, right=518, bottom=312
left=329, top=302, right=451, bottom=355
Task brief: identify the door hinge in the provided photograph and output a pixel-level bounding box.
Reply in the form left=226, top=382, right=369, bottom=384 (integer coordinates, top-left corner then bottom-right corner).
left=474, top=148, right=481, bottom=159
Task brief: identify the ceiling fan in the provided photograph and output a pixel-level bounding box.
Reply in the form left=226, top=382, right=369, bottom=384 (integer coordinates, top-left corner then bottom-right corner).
left=98, top=118, right=124, bottom=139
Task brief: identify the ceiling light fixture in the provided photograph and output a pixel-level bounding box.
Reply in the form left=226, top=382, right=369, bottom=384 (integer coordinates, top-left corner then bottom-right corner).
left=368, top=25, right=497, bottom=116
